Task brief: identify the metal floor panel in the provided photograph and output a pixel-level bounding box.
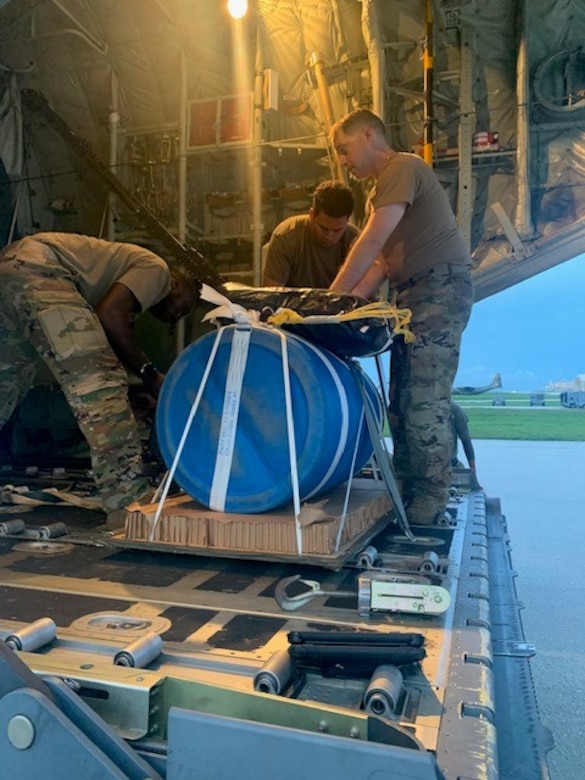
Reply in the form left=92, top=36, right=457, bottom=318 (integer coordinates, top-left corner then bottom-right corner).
left=486, top=498, right=553, bottom=780
left=0, top=498, right=461, bottom=744
left=0, top=487, right=543, bottom=777
left=0, top=535, right=455, bottom=657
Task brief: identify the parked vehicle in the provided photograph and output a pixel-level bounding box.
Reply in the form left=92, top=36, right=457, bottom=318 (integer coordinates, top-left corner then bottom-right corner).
left=560, top=391, right=585, bottom=408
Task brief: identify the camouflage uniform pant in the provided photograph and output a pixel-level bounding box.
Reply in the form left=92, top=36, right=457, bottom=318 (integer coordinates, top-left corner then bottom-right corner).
left=0, top=244, right=149, bottom=512
left=388, top=263, right=473, bottom=514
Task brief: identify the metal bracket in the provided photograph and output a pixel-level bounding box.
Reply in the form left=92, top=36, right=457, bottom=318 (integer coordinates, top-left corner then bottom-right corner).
left=0, top=641, right=161, bottom=778
left=491, top=201, right=529, bottom=260
left=492, top=640, right=536, bottom=658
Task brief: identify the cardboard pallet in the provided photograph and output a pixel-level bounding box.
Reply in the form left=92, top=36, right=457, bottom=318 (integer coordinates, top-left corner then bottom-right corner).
left=117, top=479, right=393, bottom=564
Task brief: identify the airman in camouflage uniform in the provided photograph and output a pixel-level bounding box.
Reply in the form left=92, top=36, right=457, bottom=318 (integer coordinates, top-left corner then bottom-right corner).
left=0, top=233, right=198, bottom=514
left=330, top=108, right=473, bottom=524
left=388, top=267, right=473, bottom=518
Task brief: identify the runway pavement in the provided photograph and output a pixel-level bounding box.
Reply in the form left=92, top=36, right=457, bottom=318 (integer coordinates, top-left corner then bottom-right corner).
left=472, top=439, right=585, bottom=780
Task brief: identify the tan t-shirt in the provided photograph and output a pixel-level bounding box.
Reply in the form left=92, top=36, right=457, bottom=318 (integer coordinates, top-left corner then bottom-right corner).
left=370, top=153, right=470, bottom=285
left=12, top=233, right=171, bottom=311
left=264, top=215, right=359, bottom=288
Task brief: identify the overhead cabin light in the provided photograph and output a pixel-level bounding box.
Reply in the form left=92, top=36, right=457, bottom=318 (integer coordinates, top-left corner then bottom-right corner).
left=227, top=0, right=248, bottom=19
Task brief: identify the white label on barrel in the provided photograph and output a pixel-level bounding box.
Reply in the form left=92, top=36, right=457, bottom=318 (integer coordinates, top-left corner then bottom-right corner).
left=209, top=328, right=252, bottom=510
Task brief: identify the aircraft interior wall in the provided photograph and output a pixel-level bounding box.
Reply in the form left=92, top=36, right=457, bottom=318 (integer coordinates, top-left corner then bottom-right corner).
left=0, top=0, right=583, bottom=297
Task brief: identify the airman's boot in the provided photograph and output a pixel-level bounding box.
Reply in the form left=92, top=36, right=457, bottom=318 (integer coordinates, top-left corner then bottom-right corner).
left=406, top=495, right=445, bottom=526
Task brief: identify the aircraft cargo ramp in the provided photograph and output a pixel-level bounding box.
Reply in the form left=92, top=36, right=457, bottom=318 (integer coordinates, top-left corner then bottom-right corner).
left=0, top=478, right=550, bottom=779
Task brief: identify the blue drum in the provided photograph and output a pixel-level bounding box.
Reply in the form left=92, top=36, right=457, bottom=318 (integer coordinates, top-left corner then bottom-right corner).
left=156, top=325, right=382, bottom=514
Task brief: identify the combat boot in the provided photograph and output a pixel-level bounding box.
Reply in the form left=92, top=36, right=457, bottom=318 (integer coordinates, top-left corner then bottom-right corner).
left=405, top=494, right=445, bottom=526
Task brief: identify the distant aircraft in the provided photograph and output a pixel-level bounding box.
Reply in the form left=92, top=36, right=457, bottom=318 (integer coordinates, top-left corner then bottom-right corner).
left=452, top=373, right=502, bottom=395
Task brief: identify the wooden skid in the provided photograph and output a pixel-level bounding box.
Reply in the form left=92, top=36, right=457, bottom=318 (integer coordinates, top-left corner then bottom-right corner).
left=121, top=481, right=392, bottom=560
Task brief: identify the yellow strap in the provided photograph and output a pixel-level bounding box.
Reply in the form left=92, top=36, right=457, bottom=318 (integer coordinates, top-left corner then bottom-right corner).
left=267, top=301, right=415, bottom=343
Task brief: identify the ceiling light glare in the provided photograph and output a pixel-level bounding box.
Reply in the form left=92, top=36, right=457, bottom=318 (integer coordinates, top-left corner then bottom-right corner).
left=227, top=0, right=248, bottom=19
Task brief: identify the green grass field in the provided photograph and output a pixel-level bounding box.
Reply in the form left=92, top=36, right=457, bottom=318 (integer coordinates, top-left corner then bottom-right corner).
left=454, top=392, right=585, bottom=441
left=380, top=392, right=585, bottom=440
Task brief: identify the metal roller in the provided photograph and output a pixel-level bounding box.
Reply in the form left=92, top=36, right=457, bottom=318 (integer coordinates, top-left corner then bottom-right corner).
left=113, top=632, right=163, bottom=668
left=436, top=511, right=454, bottom=527
left=38, top=522, right=68, bottom=539
left=253, top=649, right=293, bottom=695
left=0, top=518, right=26, bottom=536
left=5, top=617, right=57, bottom=652
left=357, top=574, right=371, bottom=617
left=363, top=664, right=404, bottom=719
left=418, top=550, right=439, bottom=575
left=357, top=545, right=378, bottom=569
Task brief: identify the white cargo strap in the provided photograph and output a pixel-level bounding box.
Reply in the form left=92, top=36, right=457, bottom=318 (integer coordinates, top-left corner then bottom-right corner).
left=200, top=283, right=260, bottom=326
left=209, top=325, right=252, bottom=511
left=276, top=329, right=303, bottom=555
left=282, top=335, right=363, bottom=552
left=301, top=339, right=350, bottom=501
left=149, top=286, right=262, bottom=537
left=149, top=327, right=224, bottom=541
left=350, top=363, right=414, bottom=541
left=333, top=409, right=365, bottom=553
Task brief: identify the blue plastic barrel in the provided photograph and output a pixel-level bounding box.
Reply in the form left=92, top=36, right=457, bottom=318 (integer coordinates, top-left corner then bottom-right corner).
left=156, top=325, right=381, bottom=514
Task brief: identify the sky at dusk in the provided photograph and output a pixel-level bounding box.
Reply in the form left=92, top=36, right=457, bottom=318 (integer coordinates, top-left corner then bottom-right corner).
left=454, top=254, right=585, bottom=392
left=360, top=254, right=585, bottom=394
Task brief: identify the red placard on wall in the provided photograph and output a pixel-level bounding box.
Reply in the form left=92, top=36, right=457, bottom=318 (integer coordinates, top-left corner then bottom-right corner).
left=188, top=93, right=253, bottom=149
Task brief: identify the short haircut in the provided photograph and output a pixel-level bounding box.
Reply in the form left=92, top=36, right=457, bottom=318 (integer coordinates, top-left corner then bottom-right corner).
left=331, top=108, right=386, bottom=139
left=312, top=179, right=354, bottom=218
left=170, top=264, right=198, bottom=290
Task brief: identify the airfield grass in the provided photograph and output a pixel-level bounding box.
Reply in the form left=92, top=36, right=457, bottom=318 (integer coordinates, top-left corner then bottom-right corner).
left=453, top=392, right=585, bottom=441
left=380, top=392, right=585, bottom=440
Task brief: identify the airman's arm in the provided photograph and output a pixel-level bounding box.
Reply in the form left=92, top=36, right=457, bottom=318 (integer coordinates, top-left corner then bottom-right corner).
left=329, top=202, right=406, bottom=294
left=95, top=282, right=164, bottom=397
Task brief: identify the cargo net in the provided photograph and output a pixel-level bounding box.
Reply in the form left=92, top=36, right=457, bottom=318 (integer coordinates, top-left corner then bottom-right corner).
left=202, top=282, right=414, bottom=358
